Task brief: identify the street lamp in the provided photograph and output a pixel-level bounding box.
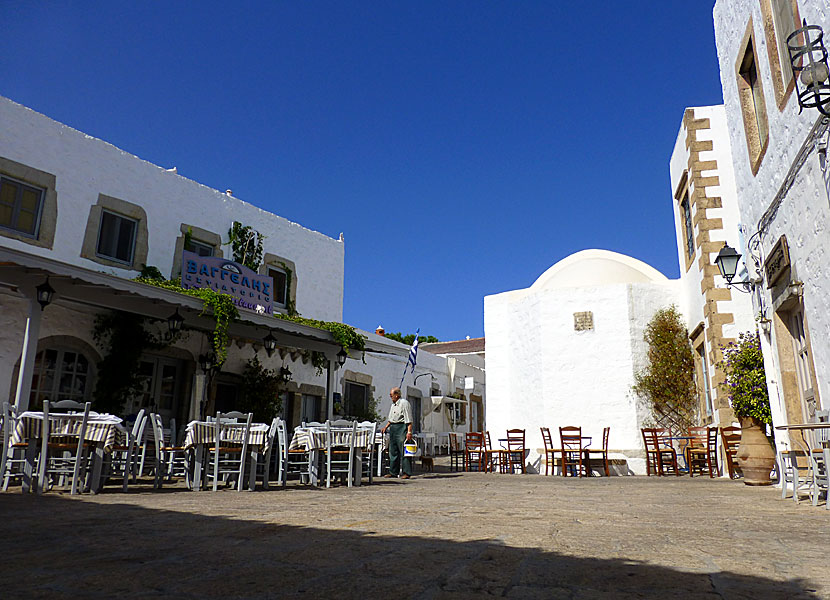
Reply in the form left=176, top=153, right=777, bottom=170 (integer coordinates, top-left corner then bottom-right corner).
left=199, top=353, right=220, bottom=378
left=263, top=330, right=277, bottom=357
left=788, top=20, right=830, bottom=116
left=35, top=278, right=55, bottom=310
left=714, top=244, right=752, bottom=293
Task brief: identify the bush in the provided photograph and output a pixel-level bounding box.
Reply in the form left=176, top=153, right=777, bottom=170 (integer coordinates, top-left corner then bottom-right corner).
left=719, top=332, right=771, bottom=424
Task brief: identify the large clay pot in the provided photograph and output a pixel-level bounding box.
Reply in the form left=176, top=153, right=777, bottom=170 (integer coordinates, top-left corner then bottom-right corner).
left=736, top=417, right=776, bottom=486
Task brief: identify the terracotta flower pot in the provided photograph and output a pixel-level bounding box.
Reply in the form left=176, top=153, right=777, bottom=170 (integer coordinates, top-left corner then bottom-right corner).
left=736, top=417, right=775, bottom=486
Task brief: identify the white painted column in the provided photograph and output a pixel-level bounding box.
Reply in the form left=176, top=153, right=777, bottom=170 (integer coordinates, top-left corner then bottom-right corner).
left=326, top=359, right=336, bottom=421
left=189, top=373, right=206, bottom=422
left=14, top=297, right=43, bottom=411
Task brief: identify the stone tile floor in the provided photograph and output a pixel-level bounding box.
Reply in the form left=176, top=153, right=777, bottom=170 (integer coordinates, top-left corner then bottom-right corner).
left=2, top=464, right=829, bottom=599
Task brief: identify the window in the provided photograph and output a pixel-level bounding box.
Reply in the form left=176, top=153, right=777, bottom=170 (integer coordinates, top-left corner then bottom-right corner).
left=185, top=238, right=214, bottom=257
left=0, top=176, right=44, bottom=238
left=96, top=210, right=138, bottom=264
left=762, top=0, right=800, bottom=108
left=736, top=21, right=769, bottom=174
left=697, top=345, right=714, bottom=417
left=268, top=267, right=288, bottom=308
left=344, top=381, right=369, bottom=418
left=301, top=394, right=321, bottom=423
left=681, top=193, right=694, bottom=260
left=28, top=348, right=91, bottom=409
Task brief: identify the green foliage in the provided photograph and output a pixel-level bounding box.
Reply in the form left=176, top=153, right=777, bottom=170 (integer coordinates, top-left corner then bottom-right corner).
left=91, top=312, right=170, bottom=414
left=277, top=261, right=297, bottom=317
left=139, top=264, right=165, bottom=281
left=632, top=306, right=697, bottom=431
left=275, top=313, right=366, bottom=354
left=719, top=331, right=771, bottom=424
left=384, top=332, right=440, bottom=345
left=134, top=277, right=239, bottom=366
left=227, top=222, right=264, bottom=271
left=351, top=395, right=383, bottom=423
left=238, top=355, right=283, bottom=422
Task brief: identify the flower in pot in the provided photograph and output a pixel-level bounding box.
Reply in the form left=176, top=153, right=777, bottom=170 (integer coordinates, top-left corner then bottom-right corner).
left=720, top=332, right=775, bottom=485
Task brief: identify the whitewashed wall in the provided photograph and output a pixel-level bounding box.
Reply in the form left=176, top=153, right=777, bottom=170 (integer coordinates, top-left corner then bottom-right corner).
left=669, top=104, right=757, bottom=420
left=484, top=250, right=679, bottom=474
left=0, top=97, right=344, bottom=322
left=714, top=1, right=830, bottom=433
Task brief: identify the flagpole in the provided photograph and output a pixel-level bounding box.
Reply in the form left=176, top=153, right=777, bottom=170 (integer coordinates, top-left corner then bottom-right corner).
left=399, top=328, right=419, bottom=388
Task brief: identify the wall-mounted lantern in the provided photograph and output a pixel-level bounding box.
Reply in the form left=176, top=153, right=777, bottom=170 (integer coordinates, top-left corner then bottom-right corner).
left=788, top=20, right=830, bottom=116
left=336, top=348, right=348, bottom=368
left=714, top=244, right=753, bottom=293
left=167, top=309, right=184, bottom=337
left=263, top=331, right=278, bottom=357
left=35, top=278, right=55, bottom=310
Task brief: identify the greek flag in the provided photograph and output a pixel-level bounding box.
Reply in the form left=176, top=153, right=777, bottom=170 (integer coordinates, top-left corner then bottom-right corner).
left=399, top=329, right=419, bottom=387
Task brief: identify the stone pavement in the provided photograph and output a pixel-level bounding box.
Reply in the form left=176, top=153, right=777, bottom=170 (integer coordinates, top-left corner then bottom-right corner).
left=2, top=467, right=829, bottom=599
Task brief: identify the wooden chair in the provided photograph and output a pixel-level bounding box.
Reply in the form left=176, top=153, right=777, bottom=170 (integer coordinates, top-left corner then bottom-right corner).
left=285, top=424, right=314, bottom=484
left=654, top=428, right=680, bottom=476
left=505, top=429, right=526, bottom=474
left=324, top=420, right=357, bottom=487
left=721, top=425, right=742, bottom=479
left=559, top=426, right=585, bottom=477
left=464, top=431, right=486, bottom=472
left=37, top=400, right=92, bottom=494
left=584, top=427, right=610, bottom=476
left=253, top=417, right=279, bottom=490
left=1, top=402, right=30, bottom=491
left=540, top=427, right=561, bottom=476
left=108, top=409, right=147, bottom=491
left=448, top=432, right=464, bottom=472
left=483, top=431, right=505, bottom=473
left=49, top=399, right=87, bottom=412
left=148, top=413, right=191, bottom=489
left=686, top=426, right=708, bottom=477
left=204, top=411, right=253, bottom=491
left=358, top=421, right=378, bottom=484
left=642, top=428, right=660, bottom=476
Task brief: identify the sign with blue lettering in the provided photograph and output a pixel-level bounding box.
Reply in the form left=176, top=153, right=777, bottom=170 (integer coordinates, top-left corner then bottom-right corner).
left=182, top=250, right=274, bottom=315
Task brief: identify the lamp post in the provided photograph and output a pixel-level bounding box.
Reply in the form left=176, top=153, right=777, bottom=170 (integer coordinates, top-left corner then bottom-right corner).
left=714, top=244, right=753, bottom=293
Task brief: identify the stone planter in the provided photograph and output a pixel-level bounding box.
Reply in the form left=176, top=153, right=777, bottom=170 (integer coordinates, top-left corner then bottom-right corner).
left=736, top=417, right=775, bottom=486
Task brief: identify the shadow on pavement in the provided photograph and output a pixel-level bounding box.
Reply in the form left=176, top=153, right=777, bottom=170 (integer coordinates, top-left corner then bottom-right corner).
left=0, top=494, right=819, bottom=599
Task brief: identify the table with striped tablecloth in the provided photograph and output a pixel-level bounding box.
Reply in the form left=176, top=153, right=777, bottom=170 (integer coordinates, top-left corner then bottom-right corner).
left=13, top=411, right=126, bottom=452
left=184, top=421, right=271, bottom=451
left=185, top=421, right=271, bottom=491
left=289, top=426, right=374, bottom=451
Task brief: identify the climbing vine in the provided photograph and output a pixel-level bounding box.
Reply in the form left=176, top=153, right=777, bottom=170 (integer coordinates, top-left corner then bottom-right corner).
left=227, top=222, right=264, bottom=271
left=134, top=277, right=239, bottom=366
left=277, top=261, right=297, bottom=316
left=91, top=312, right=171, bottom=414
left=275, top=312, right=366, bottom=355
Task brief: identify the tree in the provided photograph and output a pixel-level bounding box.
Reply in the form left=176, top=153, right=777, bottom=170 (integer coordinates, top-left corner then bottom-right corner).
left=632, top=306, right=697, bottom=431
left=383, top=331, right=440, bottom=345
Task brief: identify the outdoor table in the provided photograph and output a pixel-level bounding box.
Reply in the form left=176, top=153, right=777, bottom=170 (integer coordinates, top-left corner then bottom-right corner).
left=12, top=411, right=126, bottom=493
left=184, top=420, right=271, bottom=491
left=289, top=425, right=374, bottom=486
left=413, top=432, right=435, bottom=456
left=670, top=436, right=695, bottom=472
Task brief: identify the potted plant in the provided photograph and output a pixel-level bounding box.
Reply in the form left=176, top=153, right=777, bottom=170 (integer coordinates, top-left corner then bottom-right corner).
left=720, top=332, right=775, bottom=485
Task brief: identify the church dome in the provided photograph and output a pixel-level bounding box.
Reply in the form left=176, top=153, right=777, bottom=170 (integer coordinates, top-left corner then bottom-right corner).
left=531, top=249, right=669, bottom=290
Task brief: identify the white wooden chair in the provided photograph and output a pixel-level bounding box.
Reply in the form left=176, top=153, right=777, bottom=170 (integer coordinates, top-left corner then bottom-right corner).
left=779, top=446, right=812, bottom=503
left=149, top=413, right=192, bottom=489
left=107, top=409, right=146, bottom=491
left=324, top=420, right=357, bottom=488
left=273, top=418, right=288, bottom=487
left=359, top=421, right=378, bottom=484
left=49, top=399, right=87, bottom=412
left=254, top=417, right=279, bottom=490
left=1, top=402, right=30, bottom=491
left=204, top=411, right=253, bottom=491
left=37, top=400, right=92, bottom=495
left=286, top=423, right=314, bottom=485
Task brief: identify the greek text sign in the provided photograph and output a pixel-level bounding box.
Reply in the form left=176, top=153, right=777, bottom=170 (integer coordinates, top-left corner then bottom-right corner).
left=182, top=250, right=273, bottom=314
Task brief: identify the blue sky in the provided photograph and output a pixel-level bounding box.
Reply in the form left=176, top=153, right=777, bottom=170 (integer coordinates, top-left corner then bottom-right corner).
left=2, top=2, right=724, bottom=341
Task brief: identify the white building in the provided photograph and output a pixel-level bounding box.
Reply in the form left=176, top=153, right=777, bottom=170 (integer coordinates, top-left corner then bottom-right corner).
left=484, top=249, right=679, bottom=474
left=0, top=96, right=485, bottom=437
left=669, top=104, right=756, bottom=430
left=713, top=0, right=830, bottom=445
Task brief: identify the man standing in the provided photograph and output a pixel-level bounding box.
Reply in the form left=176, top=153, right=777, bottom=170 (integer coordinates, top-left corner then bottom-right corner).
left=381, top=387, right=413, bottom=479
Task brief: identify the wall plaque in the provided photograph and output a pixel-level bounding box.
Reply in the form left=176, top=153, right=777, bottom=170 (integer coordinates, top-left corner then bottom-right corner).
left=765, top=235, right=790, bottom=288
left=181, top=250, right=274, bottom=314
left=574, top=311, right=594, bottom=331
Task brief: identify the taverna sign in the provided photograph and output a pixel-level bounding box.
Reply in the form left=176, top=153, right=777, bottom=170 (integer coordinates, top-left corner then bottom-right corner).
left=182, top=250, right=274, bottom=315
